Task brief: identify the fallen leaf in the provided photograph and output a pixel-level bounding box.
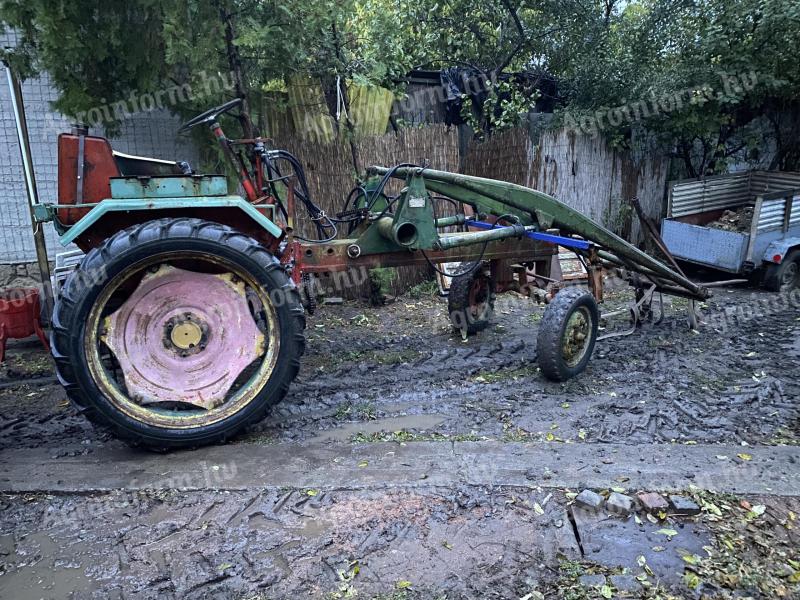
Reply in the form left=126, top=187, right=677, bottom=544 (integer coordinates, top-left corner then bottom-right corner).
left=396, top=580, right=413, bottom=589
left=684, top=572, right=700, bottom=589
left=578, top=429, right=587, bottom=440
left=737, top=453, right=752, bottom=461
left=441, top=541, right=453, bottom=550
left=357, top=461, right=369, bottom=468
left=655, top=528, right=678, bottom=538
left=533, top=502, right=545, bottom=515
left=600, top=584, right=613, bottom=598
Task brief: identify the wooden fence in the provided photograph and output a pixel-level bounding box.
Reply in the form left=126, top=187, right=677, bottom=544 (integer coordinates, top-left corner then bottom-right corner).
left=272, top=125, right=669, bottom=298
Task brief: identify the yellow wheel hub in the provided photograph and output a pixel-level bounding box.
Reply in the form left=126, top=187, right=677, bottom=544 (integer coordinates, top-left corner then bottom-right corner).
left=170, top=321, right=203, bottom=350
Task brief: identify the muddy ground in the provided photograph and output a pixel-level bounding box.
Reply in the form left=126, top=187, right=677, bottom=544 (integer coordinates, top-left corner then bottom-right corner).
left=0, top=281, right=798, bottom=598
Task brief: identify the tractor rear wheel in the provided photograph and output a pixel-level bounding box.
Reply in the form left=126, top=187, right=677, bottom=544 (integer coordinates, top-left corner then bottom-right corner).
left=536, top=287, right=599, bottom=381
left=51, top=218, right=305, bottom=450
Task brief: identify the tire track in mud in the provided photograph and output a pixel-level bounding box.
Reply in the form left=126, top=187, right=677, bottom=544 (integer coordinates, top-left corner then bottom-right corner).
left=253, top=288, right=800, bottom=447
left=0, top=287, right=797, bottom=452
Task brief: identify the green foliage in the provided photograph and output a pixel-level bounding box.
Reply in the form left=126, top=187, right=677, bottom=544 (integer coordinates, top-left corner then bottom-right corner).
left=2, top=0, right=799, bottom=173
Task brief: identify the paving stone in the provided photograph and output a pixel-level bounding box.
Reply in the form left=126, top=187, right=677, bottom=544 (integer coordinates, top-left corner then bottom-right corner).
left=575, top=489, right=604, bottom=511
left=637, top=492, right=669, bottom=513
left=606, top=492, right=634, bottom=515
left=610, top=574, right=640, bottom=592
left=669, top=495, right=701, bottom=515
left=578, top=574, right=606, bottom=588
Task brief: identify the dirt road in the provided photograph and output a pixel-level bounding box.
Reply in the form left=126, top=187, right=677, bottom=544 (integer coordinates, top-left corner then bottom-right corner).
left=0, top=284, right=798, bottom=598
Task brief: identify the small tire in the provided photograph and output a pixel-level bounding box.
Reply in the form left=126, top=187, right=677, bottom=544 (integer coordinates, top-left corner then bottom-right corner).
left=537, top=287, right=599, bottom=382
left=51, top=218, right=305, bottom=450
left=448, top=265, right=495, bottom=334
left=763, top=249, right=800, bottom=292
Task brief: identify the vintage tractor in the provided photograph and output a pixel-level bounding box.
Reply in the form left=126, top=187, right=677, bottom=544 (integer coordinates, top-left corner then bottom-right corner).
left=34, top=98, right=710, bottom=449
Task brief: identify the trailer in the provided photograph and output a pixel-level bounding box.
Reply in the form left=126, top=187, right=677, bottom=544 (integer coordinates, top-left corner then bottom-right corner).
left=29, top=99, right=713, bottom=449
left=661, top=171, right=800, bottom=291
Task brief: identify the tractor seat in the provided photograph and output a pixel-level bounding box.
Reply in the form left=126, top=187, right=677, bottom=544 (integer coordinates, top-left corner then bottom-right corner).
left=113, top=150, right=191, bottom=177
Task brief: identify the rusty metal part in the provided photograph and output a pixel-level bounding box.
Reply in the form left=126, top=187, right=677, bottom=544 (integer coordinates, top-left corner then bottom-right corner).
left=598, top=283, right=659, bottom=341
left=586, top=247, right=604, bottom=302
left=630, top=196, right=686, bottom=277
left=299, top=236, right=554, bottom=273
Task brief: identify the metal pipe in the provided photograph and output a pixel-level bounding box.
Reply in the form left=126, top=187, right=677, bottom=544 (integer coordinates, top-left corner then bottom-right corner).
left=435, top=214, right=466, bottom=228
left=5, top=62, right=54, bottom=321
left=376, top=216, right=418, bottom=247
left=435, top=223, right=529, bottom=251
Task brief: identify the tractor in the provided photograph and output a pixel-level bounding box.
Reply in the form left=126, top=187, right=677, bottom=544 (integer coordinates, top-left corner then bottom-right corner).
left=34, top=98, right=710, bottom=449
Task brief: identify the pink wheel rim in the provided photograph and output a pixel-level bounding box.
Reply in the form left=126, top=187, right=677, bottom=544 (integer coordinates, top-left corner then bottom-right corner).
left=103, top=265, right=265, bottom=410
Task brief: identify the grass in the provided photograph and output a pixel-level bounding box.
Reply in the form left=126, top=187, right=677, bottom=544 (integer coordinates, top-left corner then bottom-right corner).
left=472, top=363, right=539, bottom=383
left=407, top=279, right=440, bottom=299
left=351, top=429, right=484, bottom=443
left=335, top=401, right=378, bottom=421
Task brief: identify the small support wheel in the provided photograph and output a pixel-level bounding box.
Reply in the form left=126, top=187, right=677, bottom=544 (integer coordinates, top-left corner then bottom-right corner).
left=763, top=249, right=800, bottom=292
left=536, top=287, right=599, bottom=381
left=448, top=265, right=495, bottom=335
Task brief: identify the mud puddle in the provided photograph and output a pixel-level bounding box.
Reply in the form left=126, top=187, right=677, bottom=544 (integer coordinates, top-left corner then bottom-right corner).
left=0, top=487, right=581, bottom=599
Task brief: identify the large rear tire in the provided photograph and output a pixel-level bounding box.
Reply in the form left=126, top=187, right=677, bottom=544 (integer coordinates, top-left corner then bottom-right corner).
left=537, top=287, right=599, bottom=382
left=51, top=218, right=305, bottom=450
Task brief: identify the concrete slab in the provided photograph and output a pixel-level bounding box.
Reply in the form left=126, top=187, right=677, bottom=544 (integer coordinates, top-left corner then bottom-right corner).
left=570, top=506, right=709, bottom=587
left=0, top=441, right=797, bottom=495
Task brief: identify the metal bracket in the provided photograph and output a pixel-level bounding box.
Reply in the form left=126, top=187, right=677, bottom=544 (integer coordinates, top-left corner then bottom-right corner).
left=598, top=283, right=660, bottom=340
left=76, top=131, right=86, bottom=205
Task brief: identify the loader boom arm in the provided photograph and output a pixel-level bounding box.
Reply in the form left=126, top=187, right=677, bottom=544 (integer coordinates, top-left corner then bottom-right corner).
left=370, top=166, right=710, bottom=300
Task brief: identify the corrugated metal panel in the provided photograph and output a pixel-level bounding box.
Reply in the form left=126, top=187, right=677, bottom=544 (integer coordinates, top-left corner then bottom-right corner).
left=749, top=171, right=800, bottom=195
left=757, top=198, right=787, bottom=232
left=669, top=172, right=751, bottom=217
left=757, top=194, right=800, bottom=232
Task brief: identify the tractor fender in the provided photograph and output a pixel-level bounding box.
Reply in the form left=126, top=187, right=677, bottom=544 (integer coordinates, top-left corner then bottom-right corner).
left=58, top=195, right=283, bottom=247
left=763, top=238, right=800, bottom=265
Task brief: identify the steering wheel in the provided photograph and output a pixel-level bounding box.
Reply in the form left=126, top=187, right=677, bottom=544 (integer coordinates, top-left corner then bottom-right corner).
left=179, top=98, right=243, bottom=133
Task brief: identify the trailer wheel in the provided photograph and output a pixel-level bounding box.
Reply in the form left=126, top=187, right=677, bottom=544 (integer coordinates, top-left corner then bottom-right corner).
left=537, top=287, right=599, bottom=381
left=51, top=218, right=305, bottom=450
left=763, top=249, right=800, bottom=292
left=448, top=266, right=495, bottom=335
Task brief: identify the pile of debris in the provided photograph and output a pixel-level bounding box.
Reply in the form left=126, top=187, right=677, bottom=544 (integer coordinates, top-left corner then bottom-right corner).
left=707, top=205, right=754, bottom=232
